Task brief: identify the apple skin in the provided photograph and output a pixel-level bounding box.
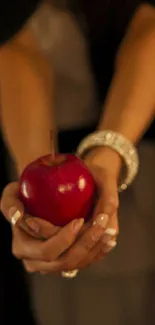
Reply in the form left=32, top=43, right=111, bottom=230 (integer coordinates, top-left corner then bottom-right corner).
left=19, top=154, right=95, bottom=226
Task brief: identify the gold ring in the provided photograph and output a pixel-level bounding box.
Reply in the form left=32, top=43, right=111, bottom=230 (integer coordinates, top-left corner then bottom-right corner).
left=61, top=269, right=79, bottom=279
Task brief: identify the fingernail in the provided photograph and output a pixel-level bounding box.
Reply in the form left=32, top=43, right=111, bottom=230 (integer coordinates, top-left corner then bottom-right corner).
left=104, top=240, right=117, bottom=253
left=26, top=218, right=40, bottom=233
left=103, top=228, right=117, bottom=244
left=9, top=206, right=20, bottom=217
left=104, top=228, right=117, bottom=236
left=72, top=218, right=84, bottom=233
left=93, top=213, right=109, bottom=228
left=9, top=207, right=21, bottom=225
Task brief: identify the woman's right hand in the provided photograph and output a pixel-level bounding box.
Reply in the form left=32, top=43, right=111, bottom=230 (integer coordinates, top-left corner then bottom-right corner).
left=0, top=182, right=84, bottom=272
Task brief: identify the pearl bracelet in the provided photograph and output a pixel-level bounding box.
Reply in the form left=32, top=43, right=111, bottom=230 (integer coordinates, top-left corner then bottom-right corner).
left=76, top=130, right=139, bottom=191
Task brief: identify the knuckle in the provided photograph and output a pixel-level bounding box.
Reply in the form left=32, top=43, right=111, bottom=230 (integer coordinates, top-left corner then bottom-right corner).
left=82, top=238, right=95, bottom=251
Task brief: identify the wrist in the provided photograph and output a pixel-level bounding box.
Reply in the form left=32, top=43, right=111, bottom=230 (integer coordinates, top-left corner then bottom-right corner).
left=84, top=146, right=122, bottom=178
left=77, top=130, right=139, bottom=191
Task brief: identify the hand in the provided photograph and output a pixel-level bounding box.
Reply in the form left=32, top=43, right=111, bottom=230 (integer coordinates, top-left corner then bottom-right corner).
left=0, top=147, right=121, bottom=275
left=0, top=182, right=84, bottom=272
left=33, top=147, right=121, bottom=273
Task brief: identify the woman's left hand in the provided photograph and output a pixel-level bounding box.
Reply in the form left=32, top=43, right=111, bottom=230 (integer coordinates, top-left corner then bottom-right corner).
left=22, top=147, right=122, bottom=274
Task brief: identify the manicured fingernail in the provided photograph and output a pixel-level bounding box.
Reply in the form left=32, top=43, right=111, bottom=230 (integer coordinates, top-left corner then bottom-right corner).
left=104, top=228, right=117, bottom=236
left=72, top=218, right=84, bottom=233
left=9, top=207, right=21, bottom=225
left=26, top=218, right=40, bottom=233
left=9, top=206, right=20, bottom=218
left=93, top=213, right=109, bottom=228
left=103, top=229, right=117, bottom=244
left=104, top=240, right=117, bottom=253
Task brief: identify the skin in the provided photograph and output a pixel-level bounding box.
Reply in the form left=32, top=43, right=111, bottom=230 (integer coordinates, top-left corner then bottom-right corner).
left=1, top=3, right=155, bottom=274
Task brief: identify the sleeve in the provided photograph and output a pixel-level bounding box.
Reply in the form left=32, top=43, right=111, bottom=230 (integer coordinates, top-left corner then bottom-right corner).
left=0, top=0, right=42, bottom=46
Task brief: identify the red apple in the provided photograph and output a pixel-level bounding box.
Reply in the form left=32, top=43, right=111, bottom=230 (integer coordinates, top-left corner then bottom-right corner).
left=19, top=154, right=95, bottom=226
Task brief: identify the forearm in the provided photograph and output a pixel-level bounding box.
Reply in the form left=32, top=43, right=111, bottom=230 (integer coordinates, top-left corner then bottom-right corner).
left=0, top=27, right=55, bottom=175
left=99, top=4, right=155, bottom=143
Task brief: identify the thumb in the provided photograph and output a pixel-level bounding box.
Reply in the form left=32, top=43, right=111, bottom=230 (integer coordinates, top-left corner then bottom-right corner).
left=0, top=182, right=41, bottom=237
left=0, top=182, right=59, bottom=240
left=0, top=182, right=24, bottom=223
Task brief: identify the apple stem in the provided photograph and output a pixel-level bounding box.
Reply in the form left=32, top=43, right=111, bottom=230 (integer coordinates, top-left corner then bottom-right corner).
left=51, top=131, right=55, bottom=159
left=52, top=146, right=55, bottom=160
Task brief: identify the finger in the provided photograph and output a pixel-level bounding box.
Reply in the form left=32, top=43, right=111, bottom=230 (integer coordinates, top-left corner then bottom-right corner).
left=78, top=235, right=117, bottom=268
left=38, top=218, right=84, bottom=262
left=102, top=212, right=119, bottom=251
left=12, top=226, right=44, bottom=260
left=0, top=182, right=58, bottom=239
left=12, top=218, right=84, bottom=262
left=10, top=210, right=58, bottom=239
left=43, top=213, right=110, bottom=272
left=22, top=259, right=58, bottom=274
left=19, top=215, right=108, bottom=273
left=78, top=213, right=119, bottom=269
left=48, top=170, right=119, bottom=271
left=93, top=169, right=119, bottom=219
left=20, top=216, right=60, bottom=239
left=0, top=182, right=39, bottom=234
left=96, top=212, right=118, bottom=256
left=0, top=182, right=24, bottom=222
left=93, top=235, right=117, bottom=264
